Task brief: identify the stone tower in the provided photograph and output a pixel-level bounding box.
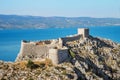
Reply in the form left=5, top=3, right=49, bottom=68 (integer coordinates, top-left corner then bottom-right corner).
left=78, top=28, right=89, bottom=38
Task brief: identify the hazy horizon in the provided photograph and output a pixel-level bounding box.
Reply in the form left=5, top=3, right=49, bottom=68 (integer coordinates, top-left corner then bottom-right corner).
left=1, top=14, right=120, bottom=19
left=0, top=0, right=120, bottom=18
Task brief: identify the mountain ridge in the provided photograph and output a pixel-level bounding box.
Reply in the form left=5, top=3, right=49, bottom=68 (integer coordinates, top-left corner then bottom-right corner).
left=0, top=14, right=120, bottom=29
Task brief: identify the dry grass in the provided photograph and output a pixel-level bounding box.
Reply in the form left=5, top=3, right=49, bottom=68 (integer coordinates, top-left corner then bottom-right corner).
left=14, top=61, right=27, bottom=69
left=13, top=59, right=53, bottom=70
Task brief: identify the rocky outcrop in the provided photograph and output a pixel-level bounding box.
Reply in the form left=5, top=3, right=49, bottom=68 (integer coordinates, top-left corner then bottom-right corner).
left=66, top=35, right=120, bottom=80
left=0, top=60, right=77, bottom=80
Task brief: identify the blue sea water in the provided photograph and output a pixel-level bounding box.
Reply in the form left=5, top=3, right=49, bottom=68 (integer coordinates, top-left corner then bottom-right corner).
left=0, top=26, right=120, bottom=62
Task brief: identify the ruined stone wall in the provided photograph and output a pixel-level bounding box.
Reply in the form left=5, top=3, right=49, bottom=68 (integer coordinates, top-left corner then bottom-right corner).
left=57, top=48, right=69, bottom=63
left=49, top=49, right=59, bottom=64
left=16, top=34, right=80, bottom=63
left=48, top=48, right=68, bottom=64
left=16, top=39, right=67, bottom=63
left=16, top=34, right=79, bottom=63
left=16, top=28, right=90, bottom=64
left=62, top=34, right=81, bottom=45
left=16, top=41, right=49, bottom=61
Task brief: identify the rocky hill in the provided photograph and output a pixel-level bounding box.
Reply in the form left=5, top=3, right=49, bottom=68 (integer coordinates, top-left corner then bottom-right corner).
left=0, top=36, right=120, bottom=80
left=0, top=14, right=120, bottom=29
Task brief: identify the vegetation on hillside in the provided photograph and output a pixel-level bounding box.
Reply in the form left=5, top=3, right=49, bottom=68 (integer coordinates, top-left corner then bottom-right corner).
left=0, top=14, right=120, bottom=29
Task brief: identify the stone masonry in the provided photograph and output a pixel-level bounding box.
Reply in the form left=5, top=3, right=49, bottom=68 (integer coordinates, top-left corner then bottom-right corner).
left=78, top=28, right=89, bottom=37
left=16, top=28, right=89, bottom=64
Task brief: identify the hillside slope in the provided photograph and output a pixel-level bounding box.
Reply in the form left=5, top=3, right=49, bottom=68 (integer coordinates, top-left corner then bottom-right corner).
left=0, top=36, right=120, bottom=80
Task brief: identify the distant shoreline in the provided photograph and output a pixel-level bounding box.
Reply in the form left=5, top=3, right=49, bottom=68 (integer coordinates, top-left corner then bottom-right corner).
left=1, top=26, right=120, bottom=30
left=0, top=14, right=120, bottom=30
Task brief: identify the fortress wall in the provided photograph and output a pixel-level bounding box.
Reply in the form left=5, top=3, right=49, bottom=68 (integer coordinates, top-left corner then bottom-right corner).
left=48, top=48, right=68, bottom=64
left=16, top=40, right=63, bottom=62
left=16, top=28, right=90, bottom=64
left=16, top=41, right=49, bottom=61
left=16, top=36, right=73, bottom=63
left=62, top=34, right=81, bottom=45
left=57, top=49, right=68, bottom=63
left=47, top=39, right=63, bottom=48
left=34, top=45, right=49, bottom=59
left=49, top=49, right=59, bottom=64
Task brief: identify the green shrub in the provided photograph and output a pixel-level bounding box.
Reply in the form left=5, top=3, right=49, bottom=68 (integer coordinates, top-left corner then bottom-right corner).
left=62, top=70, right=67, bottom=75
left=69, top=50, right=75, bottom=58
left=26, top=60, right=39, bottom=69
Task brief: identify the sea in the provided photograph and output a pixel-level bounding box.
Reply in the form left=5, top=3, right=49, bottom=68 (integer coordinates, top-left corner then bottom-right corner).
left=0, top=26, right=120, bottom=62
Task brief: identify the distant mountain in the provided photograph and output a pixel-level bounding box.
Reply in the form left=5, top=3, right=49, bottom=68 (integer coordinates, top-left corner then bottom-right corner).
left=0, top=14, right=120, bottom=29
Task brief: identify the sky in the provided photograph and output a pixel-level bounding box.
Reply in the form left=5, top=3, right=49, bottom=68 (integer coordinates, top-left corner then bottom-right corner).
left=0, top=0, right=120, bottom=18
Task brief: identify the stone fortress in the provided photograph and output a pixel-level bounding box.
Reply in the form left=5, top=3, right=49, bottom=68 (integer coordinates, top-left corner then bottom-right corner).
left=16, top=28, right=89, bottom=64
